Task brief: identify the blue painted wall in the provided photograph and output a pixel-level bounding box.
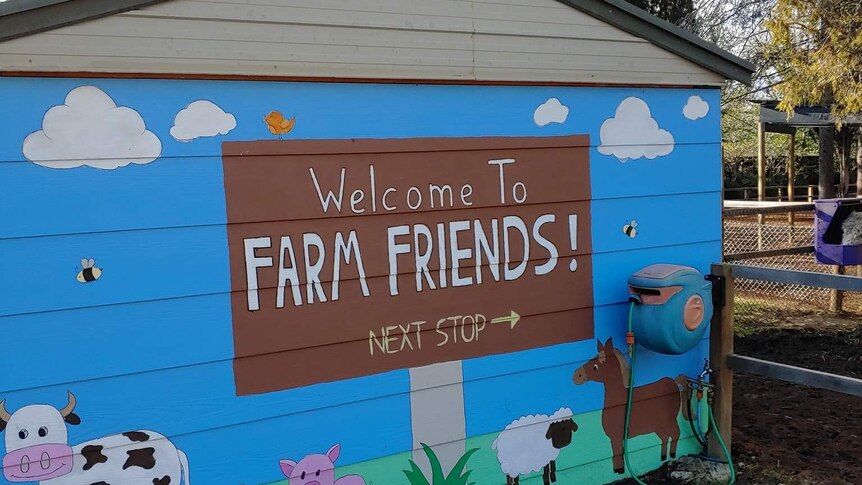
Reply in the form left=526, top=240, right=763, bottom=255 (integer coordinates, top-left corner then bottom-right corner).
left=0, top=78, right=721, bottom=484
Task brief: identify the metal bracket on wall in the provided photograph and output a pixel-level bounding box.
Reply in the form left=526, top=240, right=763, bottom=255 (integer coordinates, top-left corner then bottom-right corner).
left=705, top=274, right=726, bottom=309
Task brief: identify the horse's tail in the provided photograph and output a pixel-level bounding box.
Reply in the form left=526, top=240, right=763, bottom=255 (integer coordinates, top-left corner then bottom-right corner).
left=675, top=374, right=693, bottom=421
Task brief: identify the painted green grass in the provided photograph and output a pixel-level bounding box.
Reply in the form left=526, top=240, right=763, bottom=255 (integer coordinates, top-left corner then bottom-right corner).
left=266, top=409, right=704, bottom=485
left=403, top=444, right=478, bottom=485
left=462, top=409, right=703, bottom=484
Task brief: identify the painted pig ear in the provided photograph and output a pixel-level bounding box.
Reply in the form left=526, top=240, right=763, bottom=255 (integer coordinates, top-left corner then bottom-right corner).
left=279, top=460, right=297, bottom=477
left=326, top=443, right=341, bottom=462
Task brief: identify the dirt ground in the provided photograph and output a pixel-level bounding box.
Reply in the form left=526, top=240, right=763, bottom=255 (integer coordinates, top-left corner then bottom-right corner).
left=730, top=305, right=862, bottom=485
left=619, top=303, right=862, bottom=485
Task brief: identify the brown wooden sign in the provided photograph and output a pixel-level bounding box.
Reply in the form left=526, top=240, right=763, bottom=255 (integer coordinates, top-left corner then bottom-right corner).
left=222, top=136, right=594, bottom=395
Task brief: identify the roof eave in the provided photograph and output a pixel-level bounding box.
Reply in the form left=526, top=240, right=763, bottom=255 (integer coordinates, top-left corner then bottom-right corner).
left=1, top=0, right=755, bottom=85
left=557, top=0, right=755, bottom=85
left=0, top=0, right=169, bottom=43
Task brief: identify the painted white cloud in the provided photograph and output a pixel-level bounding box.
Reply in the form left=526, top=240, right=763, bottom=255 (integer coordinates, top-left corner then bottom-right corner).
left=683, top=95, right=710, bottom=120
left=170, top=100, right=236, bottom=142
left=23, top=86, right=161, bottom=170
left=533, top=98, right=569, bottom=126
left=598, top=97, right=675, bottom=162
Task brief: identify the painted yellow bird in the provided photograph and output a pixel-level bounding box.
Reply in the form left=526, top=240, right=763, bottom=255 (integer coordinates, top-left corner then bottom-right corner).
left=264, top=110, right=296, bottom=136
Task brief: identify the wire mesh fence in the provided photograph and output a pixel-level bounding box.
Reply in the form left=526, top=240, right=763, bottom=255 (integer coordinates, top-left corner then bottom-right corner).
left=723, top=207, right=862, bottom=314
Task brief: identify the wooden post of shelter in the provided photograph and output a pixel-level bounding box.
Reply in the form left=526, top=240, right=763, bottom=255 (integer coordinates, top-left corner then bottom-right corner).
left=709, top=264, right=734, bottom=459
left=787, top=132, right=796, bottom=243
left=757, top=122, right=766, bottom=250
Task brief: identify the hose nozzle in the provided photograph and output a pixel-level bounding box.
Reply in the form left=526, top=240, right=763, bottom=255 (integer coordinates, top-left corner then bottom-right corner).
left=626, top=331, right=635, bottom=357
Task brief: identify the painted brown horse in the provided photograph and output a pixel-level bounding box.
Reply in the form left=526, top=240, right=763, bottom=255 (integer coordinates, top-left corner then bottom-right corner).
left=573, top=337, right=691, bottom=474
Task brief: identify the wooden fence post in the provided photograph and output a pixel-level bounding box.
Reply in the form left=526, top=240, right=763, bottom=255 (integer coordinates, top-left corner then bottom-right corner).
left=830, top=265, right=845, bottom=313
left=808, top=185, right=815, bottom=203
left=709, top=264, right=734, bottom=459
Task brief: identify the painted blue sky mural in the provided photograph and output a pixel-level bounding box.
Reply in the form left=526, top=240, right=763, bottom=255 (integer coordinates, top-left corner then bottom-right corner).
left=0, top=78, right=720, bottom=485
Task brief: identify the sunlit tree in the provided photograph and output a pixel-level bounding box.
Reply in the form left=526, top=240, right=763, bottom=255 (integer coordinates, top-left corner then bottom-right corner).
left=765, top=0, right=862, bottom=197
left=765, top=0, right=862, bottom=123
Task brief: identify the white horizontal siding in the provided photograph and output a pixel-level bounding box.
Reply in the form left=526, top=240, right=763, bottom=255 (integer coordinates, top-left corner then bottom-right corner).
left=0, top=0, right=726, bottom=85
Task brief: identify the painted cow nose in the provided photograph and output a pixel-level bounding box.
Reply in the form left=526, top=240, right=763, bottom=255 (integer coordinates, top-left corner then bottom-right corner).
left=3, top=443, right=75, bottom=482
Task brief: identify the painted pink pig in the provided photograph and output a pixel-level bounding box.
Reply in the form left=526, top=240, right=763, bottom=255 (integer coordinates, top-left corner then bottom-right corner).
left=279, top=444, right=366, bottom=485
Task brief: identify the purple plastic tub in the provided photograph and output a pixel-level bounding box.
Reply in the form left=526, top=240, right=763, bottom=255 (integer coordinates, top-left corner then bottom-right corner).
left=814, top=198, right=862, bottom=265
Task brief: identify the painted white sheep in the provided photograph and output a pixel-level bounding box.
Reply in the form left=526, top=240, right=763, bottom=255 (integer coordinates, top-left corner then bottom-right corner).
left=491, top=407, right=578, bottom=485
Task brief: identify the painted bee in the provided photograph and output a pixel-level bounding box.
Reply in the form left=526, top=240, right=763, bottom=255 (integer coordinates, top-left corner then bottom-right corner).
left=76, top=258, right=102, bottom=283
left=623, top=220, right=638, bottom=238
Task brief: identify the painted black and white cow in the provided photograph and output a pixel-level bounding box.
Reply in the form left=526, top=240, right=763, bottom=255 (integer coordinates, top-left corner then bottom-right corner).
left=0, top=392, right=190, bottom=484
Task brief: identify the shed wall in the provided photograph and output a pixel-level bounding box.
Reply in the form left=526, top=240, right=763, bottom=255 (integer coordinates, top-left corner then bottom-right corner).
left=0, top=0, right=726, bottom=86
left=0, top=78, right=721, bottom=485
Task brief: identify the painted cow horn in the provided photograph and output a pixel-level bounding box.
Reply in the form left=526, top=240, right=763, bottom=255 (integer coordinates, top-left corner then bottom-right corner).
left=0, top=400, right=10, bottom=422
left=59, top=391, right=77, bottom=417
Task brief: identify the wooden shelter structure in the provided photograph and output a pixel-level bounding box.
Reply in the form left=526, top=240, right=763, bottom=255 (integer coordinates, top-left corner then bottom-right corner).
left=752, top=100, right=862, bottom=203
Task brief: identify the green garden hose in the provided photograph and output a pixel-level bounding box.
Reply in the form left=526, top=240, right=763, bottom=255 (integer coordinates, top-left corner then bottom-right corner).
left=708, top=405, right=736, bottom=484
left=623, top=301, right=736, bottom=485
left=622, top=301, right=649, bottom=485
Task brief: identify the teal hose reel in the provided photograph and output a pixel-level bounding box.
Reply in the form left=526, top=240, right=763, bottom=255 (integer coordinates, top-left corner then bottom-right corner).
left=622, top=264, right=734, bottom=485
left=627, top=264, right=713, bottom=355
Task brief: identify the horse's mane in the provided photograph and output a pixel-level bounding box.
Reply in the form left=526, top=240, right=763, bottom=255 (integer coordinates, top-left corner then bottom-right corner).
left=610, top=348, right=631, bottom=388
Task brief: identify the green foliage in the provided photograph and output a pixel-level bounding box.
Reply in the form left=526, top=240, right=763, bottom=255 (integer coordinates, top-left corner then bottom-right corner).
left=765, top=0, right=862, bottom=124
left=625, top=0, right=694, bottom=26
left=402, top=444, right=478, bottom=485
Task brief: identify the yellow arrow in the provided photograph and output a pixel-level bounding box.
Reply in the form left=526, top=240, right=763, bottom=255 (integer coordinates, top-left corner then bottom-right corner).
left=491, top=310, right=520, bottom=329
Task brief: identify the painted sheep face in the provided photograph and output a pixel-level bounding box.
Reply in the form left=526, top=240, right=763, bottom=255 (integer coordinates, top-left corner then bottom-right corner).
left=280, top=444, right=340, bottom=485
left=546, top=418, right=578, bottom=449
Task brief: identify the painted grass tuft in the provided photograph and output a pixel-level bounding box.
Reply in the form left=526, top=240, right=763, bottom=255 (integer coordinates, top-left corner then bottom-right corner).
left=403, top=443, right=478, bottom=485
